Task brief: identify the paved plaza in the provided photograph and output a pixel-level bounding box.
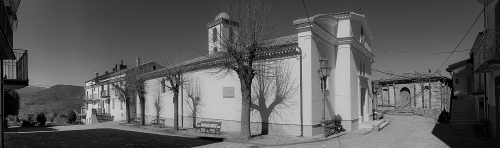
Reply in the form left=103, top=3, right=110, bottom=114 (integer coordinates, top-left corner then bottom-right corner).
left=264, top=115, right=500, bottom=148
left=5, top=115, right=500, bottom=148
left=5, top=123, right=230, bottom=148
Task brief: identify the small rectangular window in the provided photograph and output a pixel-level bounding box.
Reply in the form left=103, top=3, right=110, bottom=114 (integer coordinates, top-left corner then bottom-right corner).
left=223, top=87, right=235, bottom=98
left=112, top=99, right=114, bottom=109
left=120, top=100, right=123, bottom=110
left=455, top=79, right=458, bottom=84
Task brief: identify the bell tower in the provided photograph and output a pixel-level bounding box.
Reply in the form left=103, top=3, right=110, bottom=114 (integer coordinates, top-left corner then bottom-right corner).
left=206, top=12, right=238, bottom=55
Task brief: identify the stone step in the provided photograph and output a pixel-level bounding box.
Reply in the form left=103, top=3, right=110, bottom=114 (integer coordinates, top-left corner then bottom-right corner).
left=451, top=120, right=476, bottom=125
left=451, top=117, right=477, bottom=120
left=451, top=106, right=476, bottom=110
left=452, top=112, right=477, bottom=115
left=452, top=114, right=477, bottom=118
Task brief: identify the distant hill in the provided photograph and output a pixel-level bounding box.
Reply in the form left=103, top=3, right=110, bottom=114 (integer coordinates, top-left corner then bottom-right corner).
left=18, top=85, right=85, bottom=116
left=17, top=86, right=47, bottom=94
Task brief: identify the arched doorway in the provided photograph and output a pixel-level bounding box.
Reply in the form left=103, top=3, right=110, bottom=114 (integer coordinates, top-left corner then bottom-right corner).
left=400, top=87, right=411, bottom=108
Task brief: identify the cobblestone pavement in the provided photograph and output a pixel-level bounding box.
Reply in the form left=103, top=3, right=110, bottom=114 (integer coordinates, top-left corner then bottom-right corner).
left=265, top=115, right=500, bottom=148
left=5, top=122, right=243, bottom=148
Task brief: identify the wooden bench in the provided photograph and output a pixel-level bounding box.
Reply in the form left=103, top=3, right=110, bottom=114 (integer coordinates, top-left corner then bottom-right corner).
left=151, top=119, right=166, bottom=128
left=131, top=118, right=140, bottom=125
left=322, top=120, right=343, bottom=138
left=195, top=121, right=222, bottom=135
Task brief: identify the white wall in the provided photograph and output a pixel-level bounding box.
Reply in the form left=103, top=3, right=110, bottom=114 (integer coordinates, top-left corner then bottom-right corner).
left=142, top=57, right=303, bottom=128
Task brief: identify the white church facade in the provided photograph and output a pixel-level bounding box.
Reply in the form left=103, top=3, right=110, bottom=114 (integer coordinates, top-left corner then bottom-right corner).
left=138, top=11, right=375, bottom=136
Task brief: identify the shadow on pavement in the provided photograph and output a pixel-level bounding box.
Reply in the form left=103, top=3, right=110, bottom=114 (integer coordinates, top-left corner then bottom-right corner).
left=6, top=125, right=58, bottom=133
left=6, top=128, right=223, bottom=147
left=431, top=123, right=499, bottom=147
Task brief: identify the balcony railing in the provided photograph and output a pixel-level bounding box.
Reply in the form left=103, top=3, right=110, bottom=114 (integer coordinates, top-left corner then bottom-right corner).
left=86, top=94, right=98, bottom=100
left=3, top=49, right=27, bottom=80
left=101, top=90, right=109, bottom=97
left=472, top=30, right=500, bottom=73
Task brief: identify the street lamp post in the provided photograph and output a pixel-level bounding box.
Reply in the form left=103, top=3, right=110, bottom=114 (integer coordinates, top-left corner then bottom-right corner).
left=319, top=57, right=331, bottom=122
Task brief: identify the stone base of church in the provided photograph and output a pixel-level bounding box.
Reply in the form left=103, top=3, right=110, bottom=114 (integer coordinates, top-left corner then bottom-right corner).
left=340, top=118, right=360, bottom=131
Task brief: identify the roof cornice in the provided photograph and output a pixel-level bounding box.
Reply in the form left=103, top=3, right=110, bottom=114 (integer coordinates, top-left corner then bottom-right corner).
left=333, top=12, right=373, bottom=40
left=338, top=37, right=374, bottom=62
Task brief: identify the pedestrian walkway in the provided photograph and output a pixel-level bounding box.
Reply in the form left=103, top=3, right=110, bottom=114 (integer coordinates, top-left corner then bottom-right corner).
left=265, top=115, right=499, bottom=148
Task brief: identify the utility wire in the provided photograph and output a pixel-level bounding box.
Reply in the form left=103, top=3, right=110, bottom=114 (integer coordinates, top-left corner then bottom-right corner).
left=433, top=9, right=483, bottom=75
left=373, top=49, right=470, bottom=55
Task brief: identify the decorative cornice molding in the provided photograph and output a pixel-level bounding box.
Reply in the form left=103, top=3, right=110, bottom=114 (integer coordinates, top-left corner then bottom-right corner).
left=206, top=18, right=239, bottom=29
left=312, top=25, right=338, bottom=46
left=338, top=37, right=374, bottom=62
left=333, top=12, right=373, bottom=40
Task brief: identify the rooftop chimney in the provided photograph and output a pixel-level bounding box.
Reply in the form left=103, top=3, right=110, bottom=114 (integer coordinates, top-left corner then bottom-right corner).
left=136, top=57, right=141, bottom=67
left=121, top=60, right=123, bottom=65
left=114, top=64, right=118, bottom=72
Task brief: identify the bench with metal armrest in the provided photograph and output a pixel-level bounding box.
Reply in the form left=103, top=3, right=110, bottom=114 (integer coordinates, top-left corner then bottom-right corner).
left=195, top=121, right=222, bottom=135
left=151, top=119, right=166, bottom=128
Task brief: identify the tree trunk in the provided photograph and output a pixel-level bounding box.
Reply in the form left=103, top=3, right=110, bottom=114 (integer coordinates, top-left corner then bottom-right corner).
left=260, top=111, right=270, bottom=135
left=174, top=91, right=179, bottom=130
left=125, top=97, right=131, bottom=123
left=140, top=96, right=145, bottom=125
left=192, top=104, right=197, bottom=128
left=240, top=77, right=252, bottom=139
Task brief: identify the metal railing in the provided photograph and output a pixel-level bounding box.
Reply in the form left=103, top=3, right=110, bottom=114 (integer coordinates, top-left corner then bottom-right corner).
left=101, top=90, right=109, bottom=97
left=3, top=49, right=27, bottom=80
left=86, top=94, right=98, bottom=100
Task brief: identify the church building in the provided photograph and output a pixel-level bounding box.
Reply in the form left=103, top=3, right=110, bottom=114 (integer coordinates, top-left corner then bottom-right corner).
left=139, top=11, right=375, bottom=136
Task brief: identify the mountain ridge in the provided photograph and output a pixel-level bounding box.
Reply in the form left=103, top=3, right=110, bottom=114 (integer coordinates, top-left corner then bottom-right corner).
left=18, top=85, right=84, bottom=116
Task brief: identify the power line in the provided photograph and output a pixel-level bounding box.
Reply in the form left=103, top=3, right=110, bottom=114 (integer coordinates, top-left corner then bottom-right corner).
left=433, top=9, right=483, bottom=74
left=373, top=49, right=470, bottom=55
left=300, top=0, right=313, bottom=27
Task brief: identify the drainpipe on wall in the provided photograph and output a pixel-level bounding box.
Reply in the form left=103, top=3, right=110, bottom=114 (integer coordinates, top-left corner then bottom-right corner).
left=297, top=47, right=304, bottom=137
left=181, top=80, right=184, bottom=127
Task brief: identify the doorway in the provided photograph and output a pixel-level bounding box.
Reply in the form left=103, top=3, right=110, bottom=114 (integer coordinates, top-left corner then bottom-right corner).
left=400, top=87, right=411, bottom=108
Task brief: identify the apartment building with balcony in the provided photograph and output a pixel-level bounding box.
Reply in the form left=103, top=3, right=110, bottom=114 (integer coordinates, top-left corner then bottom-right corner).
left=0, top=0, right=26, bottom=146
left=83, top=58, right=162, bottom=124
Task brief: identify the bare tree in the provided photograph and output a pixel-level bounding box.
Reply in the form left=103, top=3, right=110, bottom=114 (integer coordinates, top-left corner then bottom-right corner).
left=153, top=91, right=164, bottom=122
left=214, top=0, right=278, bottom=139
left=251, top=61, right=297, bottom=135
left=160, top=55, right=186, bottom=131
left=185, top=78, right=205, bottom=128
left=111, top=69, right=146, bottom=125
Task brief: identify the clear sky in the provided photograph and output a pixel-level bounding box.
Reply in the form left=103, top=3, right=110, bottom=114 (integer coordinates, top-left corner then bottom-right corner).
left=14, top=0, right=485, bottom=87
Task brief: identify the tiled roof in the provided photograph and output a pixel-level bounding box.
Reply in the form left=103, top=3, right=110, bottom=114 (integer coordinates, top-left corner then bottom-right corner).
left=446, top=59, right=471, bottom=72
left=263, top=34, right=298, bottom=47
left=332, top=11, right=351, bottom=15
left=374, top=71, right=450, bottom=84
left=143, top=34, right=299, bottom=79
left=175, top=34, right=298, bottom=69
